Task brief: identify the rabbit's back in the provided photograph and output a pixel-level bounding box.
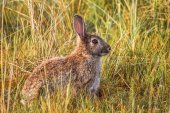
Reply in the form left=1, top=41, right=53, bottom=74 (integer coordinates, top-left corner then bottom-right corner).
left=21, top=57, right=70, bottom=104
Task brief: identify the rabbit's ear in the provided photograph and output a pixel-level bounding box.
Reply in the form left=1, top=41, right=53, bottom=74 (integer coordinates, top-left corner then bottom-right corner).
left=73, top=15, right=86, bottom=39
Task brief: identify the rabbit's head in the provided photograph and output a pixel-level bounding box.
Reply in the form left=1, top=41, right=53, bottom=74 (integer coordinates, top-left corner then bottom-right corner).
left=73, top=15, right=111, bottom=57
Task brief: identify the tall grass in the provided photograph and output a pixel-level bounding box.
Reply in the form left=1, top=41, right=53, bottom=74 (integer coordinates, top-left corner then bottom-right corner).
left=0, top=0, right=170, bottom=112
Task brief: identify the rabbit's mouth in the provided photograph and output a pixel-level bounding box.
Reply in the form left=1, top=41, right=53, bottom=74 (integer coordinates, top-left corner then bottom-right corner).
left=100, top=51, right=110, bottom=56
left=99, top=46, right=111, bottom=56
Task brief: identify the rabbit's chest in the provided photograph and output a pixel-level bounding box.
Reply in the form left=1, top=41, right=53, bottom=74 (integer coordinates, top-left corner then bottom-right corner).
left=89, top=61, right=101, bottom=92
left=82, top=60, right=101, bottom=92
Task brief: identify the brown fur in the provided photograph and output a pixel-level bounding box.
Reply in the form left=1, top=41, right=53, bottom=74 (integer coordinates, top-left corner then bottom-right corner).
left=21, top=15, right=111, bottom=105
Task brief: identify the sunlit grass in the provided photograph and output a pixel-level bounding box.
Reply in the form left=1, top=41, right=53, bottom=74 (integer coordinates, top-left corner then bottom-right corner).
left=1, top=0, right=170, bottom=113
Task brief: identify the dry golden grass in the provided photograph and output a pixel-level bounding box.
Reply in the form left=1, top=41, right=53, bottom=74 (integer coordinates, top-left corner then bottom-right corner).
left=0, top=0, right=170, bottom=113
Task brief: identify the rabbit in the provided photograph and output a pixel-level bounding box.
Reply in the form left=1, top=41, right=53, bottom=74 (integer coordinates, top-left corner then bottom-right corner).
left=20, top=15, right=111, bottom=105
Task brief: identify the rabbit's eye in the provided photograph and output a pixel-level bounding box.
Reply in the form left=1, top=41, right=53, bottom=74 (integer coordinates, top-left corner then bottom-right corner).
left=92, top=39, right=98, bottom=44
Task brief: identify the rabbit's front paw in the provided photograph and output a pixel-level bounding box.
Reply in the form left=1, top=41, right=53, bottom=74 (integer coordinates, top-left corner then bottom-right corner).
left=95, top=89, right=102, bottom=98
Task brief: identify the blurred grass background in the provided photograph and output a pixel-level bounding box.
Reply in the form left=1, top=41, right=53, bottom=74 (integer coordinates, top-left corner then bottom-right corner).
left=0, top=0, right=170, bottom=113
